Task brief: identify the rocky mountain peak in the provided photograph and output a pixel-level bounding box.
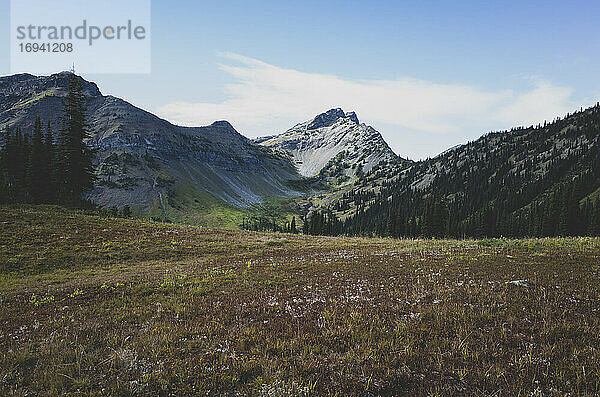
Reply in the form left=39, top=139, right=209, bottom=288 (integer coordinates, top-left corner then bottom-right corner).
left=344, top=111, right=359, bottom=124
left=0, top=71, right=101, bottom=98
left=202, top=120, right=250, bottom=143
left=257, top=108, right=398, bottom=180
left=210, top=120, right=236, bottom=129
left=307, top=108, right=358, bottom=130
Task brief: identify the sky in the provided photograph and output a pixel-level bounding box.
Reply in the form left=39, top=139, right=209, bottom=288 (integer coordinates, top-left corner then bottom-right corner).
left=1, top=0, right=599, bottom=159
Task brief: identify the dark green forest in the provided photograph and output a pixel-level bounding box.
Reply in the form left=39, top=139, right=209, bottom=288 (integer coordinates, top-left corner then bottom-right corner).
left=0, top=73, right=95, bottom=207
left=307, top=104, right=600, bottom=238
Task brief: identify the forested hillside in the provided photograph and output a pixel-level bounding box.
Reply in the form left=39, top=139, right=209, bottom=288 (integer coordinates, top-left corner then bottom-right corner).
left=309, top=104, right=600, bottom=238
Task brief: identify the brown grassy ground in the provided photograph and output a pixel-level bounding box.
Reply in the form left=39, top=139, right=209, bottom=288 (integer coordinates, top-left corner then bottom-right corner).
left=1, top=205, right=599, bottom=396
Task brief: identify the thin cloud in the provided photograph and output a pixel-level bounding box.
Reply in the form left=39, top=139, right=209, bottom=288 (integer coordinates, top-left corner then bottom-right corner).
left=156, top=53, right=581, bottom=159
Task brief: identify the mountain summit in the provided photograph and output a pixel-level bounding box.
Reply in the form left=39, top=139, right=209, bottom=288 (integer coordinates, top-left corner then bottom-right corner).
left=306, top=108, right=359, bottom=130
left=256, top=108, right=401, bottom=182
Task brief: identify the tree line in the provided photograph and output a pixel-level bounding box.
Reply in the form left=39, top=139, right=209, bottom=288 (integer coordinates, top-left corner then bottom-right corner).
left=241, top=216, right=298, bottom=234
left=304, top=187, right=600, bottom=239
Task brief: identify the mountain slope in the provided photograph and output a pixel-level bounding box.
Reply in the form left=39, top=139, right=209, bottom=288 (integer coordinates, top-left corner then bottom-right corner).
left=256, top=108, right=404, bottom=185
left=334, top=104, right=600, bottom=237
left=0, top=72, right=301, bottom=223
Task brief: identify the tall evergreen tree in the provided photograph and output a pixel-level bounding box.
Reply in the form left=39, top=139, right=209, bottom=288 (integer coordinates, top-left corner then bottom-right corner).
left=27, top=117, right=46, bottom=203
left=395, top=208, right=405, bottom=237
left=422, top=199, right=434, bottom=237
left=6, top=127, right=29, bottom=202
left=43, top=121, right=56, bottom=203
left=386, top=208, right=396, bottom=237
left=432, top=196, right=449, bottom=238
left=0, top=126, right=9, bottom=203
left=57, top=73, right=96, bottom=204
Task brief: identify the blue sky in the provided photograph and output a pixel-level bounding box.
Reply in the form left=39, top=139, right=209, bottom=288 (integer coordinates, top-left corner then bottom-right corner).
left=1, top=0, right=599, bottom=159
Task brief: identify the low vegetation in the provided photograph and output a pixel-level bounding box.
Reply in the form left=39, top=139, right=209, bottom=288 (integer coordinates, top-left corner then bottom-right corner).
left=1, top=205, right=599, bottom=395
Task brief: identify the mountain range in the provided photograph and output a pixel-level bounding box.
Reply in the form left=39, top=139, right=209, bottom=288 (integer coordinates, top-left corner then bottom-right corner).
left=0, top=72, right=400, bottom=225
left=1, top=72, right=599, bottom=235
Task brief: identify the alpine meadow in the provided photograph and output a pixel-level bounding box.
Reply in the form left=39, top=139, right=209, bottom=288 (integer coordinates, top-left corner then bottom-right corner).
left=2, top=1, right=600, bottom=395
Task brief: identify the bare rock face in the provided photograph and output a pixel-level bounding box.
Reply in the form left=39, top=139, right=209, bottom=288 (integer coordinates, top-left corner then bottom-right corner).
left=306, top=108, right=358, bottom=130
left=256, top=108, right=402, bottom=184
left=0, top=72, right=300, bottom=212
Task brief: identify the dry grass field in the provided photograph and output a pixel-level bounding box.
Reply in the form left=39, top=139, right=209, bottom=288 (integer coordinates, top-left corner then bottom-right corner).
left=1, top=205, right=599, bottom=395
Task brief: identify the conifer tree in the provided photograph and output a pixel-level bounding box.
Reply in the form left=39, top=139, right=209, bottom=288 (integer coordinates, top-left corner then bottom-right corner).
left=57, top=73, right=96, bottom=204
left=27, top=118, right=46, bottom=203
left=0, top=126, right=9, bottom=202
left=422, top=200, right=433, bottom=237
left=395, top=208, right=405, bottom=237
left=44, top=121, right=56, bottom=203
left=7, top=127, right=29, bottom=202
left=386, top=208, right=396, bottom=237
left=432, top=196, right=449, bottom=238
